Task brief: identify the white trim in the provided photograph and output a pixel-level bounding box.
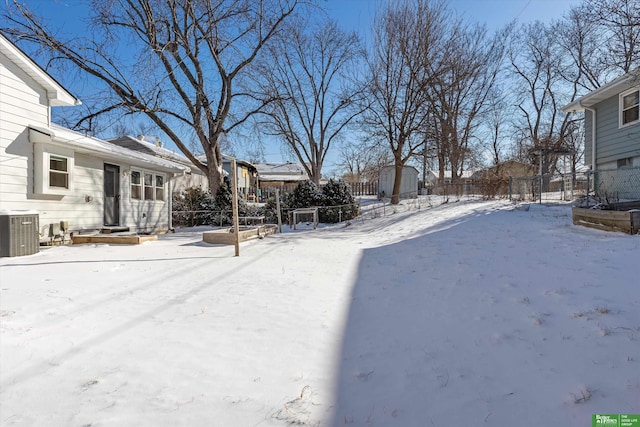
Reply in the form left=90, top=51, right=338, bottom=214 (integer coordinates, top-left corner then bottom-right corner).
left=29, top=124, right=190, bottom=174
left=619, top=87, right=640, bottom=128
left=0, top=34, right=80, bottom=107
left=33, top=142, right=74, bottom=196
left=562, top=71, right=638, bottom=112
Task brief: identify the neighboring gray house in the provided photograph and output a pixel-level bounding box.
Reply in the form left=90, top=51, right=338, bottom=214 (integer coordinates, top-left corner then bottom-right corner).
left=0, top=33, right=188, bottom=244
left=562, top=72, right=640, bottom=170
left=378, top=165, right=418, bottom=199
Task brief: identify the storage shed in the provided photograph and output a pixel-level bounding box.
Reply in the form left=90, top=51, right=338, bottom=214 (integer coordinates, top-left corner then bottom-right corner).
left=377, top=165, right=419, bottom=199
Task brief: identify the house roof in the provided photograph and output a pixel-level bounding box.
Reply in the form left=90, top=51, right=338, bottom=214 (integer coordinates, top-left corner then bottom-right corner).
left=109, top=135, right=196, bottom=168
left=258, top=174, right=309, bottom=182
left=380, top=165, right=419, bottom=174
left=222, top=157, right=258, bottom=173
left=0, top=33, right=80, bottom=107
left=29, top=124, right=190, bottom=174
left=562, top=71, right=640, bottom=112
left=426, top=169, right=476, bottom=179
left=255, top=162, right=308, bottom=176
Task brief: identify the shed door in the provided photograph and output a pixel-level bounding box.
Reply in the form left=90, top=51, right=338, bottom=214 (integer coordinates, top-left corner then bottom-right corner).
left=104, top=164, right=120, bottom=226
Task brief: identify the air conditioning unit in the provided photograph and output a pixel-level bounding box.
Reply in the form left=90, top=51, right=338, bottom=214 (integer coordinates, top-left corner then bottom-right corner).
left=0, top=211, right=40, bottom=257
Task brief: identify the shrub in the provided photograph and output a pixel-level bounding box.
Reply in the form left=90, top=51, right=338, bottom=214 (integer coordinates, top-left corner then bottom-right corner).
left=172, top=186, right=215, bottom=227
left=285, top=180, right=323, bottom=208
left=280, top=179, right=359, bottom=224
left=320, top=179, right=359, bottom=223
left=212, top=181, right=249, bottom=225
left=263, top=196, right=284, bottom=224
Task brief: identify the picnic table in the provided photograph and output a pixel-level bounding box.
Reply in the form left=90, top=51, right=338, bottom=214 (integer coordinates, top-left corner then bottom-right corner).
left=291, top=207, right=318, bottom=230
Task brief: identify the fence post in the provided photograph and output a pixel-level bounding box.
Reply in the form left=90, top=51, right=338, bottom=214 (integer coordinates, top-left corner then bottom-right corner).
left=509, top=177, right=512, bottom=201
left=586, top=172, right=591, bottom=204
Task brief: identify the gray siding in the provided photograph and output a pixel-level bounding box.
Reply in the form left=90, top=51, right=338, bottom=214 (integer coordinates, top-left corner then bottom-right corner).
left=590, top=94, right=640, bottom=168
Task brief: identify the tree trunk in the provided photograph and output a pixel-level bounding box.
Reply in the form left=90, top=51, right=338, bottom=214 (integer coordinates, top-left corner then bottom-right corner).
left=204, top=145, right=224, bottom=196
left=391, top=161, right=404, bottom=204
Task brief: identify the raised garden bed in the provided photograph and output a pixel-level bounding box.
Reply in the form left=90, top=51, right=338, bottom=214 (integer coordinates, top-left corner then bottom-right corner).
left=572, top=201, right=640, bottom=234
left=202, top=224, right=277, bottom=245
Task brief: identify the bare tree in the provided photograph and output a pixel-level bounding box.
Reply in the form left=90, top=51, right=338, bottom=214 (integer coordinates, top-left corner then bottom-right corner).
left=427, top=21, right=509, bottom=184
left=251, top=18, right=364, bottom=185
left=484, top=87, right=508, bottom=168
left=3, top=0, right=302, bottom=195
left=337, top=139, right=392, bottom=184
left=580, top=0, right=640, bottom=75
left=363, top=0, right=447, bottom=204
left=509, top=21, right=578, bottom=175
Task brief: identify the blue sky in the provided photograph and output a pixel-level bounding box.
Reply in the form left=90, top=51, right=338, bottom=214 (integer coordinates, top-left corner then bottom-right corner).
left=323, top=0, right=581, bottom=34
left=16, top=0, right=581, bottom=171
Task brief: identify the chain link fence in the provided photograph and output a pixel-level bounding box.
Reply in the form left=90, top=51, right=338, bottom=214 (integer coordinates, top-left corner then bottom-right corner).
left=509, top=167, right=640, bottom=203
left=589, top=166, right=640, bottom=203
left=509, top=173, right=588, bottom=202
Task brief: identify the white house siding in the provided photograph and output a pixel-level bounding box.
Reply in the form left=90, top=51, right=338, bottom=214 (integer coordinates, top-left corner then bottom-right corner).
left=16, top=154, right=173, bottom=237
left=1, top=50, right=173, bottom=238
left=119, top=165, right=172, bottom=233
left=0, top=50, right=50, bottom=213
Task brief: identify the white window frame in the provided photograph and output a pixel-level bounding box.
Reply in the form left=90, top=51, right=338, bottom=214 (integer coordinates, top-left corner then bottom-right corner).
left=130, top=168, right=166, bottom=201
left=619, top=87, right=640, bottom=128
left=130, top=170, right=142, bottom=200
left=34, top=143, right=74, bottom=195
left=155, top=175, right=165, bottom=201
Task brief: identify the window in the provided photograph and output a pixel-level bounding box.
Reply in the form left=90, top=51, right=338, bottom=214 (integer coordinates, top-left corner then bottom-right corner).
left=130, top=169, right=165, bottom=201
left=617, top=157, right=633, bottom=169
left=33, top=143, right=74, bottom=195
left=49, top=155, right=69, bottom=189
left=155, top=175, right=164, bottom=201
left=131, top=171, right=142, bottom=199
left=144, top=173, right=154, bottom=200
left=620, top=88, right=639, bottom=126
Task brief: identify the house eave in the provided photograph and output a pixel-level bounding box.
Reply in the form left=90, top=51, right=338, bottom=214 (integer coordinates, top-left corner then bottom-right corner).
left=29, top=124, right=190, bottom=174
left=0, top=33, right=81, bottom=107
left=562, top=72, right=640, bottom=113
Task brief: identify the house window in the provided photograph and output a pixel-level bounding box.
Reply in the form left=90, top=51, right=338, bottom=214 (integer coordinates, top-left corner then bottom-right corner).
left=155, top=175, right=165, bottom=201
left=49, top=155, right=69, bottom=189
left=131, top=169, right=165, bottom=201
left=33, top=142, right=74, bottom=195
left=144, top=173, right=154, bottom=200
left=617, top=157, right=633, bottom=169
left=621, top=89, right=639, bottom=126
left=131, top=171, right=142, bottom=199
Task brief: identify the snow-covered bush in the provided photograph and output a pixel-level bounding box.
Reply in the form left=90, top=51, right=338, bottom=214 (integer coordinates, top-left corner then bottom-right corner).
left=280, top=179, right=359, bottom=224
left=285, top=180, right=323, bottom=208
left=212, top=182, right=248, bottom=225
left=320, top=179, right=359, bottom=223
left=172, top=187, right=215, bottom=227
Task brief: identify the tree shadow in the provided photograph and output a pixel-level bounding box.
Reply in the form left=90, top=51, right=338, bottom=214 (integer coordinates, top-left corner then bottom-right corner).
left=327, top=204, right=578, bottom=426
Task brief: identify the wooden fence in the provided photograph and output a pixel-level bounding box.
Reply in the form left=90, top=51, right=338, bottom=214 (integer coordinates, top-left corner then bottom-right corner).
left=349, top=182, right=378, bottom=196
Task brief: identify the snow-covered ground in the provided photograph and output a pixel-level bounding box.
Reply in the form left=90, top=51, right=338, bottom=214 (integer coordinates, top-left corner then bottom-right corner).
left=1, top=199, right=638, bottom=426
